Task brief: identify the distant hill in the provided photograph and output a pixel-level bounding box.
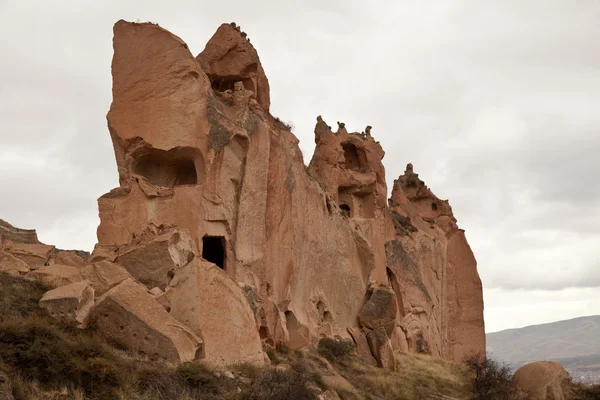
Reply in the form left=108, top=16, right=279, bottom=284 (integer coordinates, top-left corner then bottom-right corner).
left=487, top=315, right=600, bottom=384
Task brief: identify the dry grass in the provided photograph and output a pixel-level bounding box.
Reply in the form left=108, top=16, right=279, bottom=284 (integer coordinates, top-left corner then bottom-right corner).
left=328, top=352, right=470, bottom=400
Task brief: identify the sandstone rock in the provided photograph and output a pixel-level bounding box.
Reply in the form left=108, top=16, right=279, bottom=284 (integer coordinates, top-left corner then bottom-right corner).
left=27, top=264, right=82, bottom=287
left=168, top=260, right=265, bottom=366
left=197, top=23, right=270, bottom=111
left=0, top=218, right=40, bottom=245
left=79, top=260, right=133, bottom=295
left=89, top=19, right=485, bottom=367
left=94, top=278, right=203, bottom=362
left=512, top=361, right=569, bottom=400
left=39, top=280, right=94, bottom=328
left=366, top=327, right=396, bottom=371
left=115, top=230, right=195, bottom=290
left=50, top=250, right=87, bottom=267
left=0, top=250, right=30, bottom=275
left=0, top=369, right=13, bottom=400
left=347, top=327, right=377, bottom=366
left=321, top=389, right=341, bottom=400
left=2, top=243, right=54, bottom=269
left=358, top=285, right=398, bottom=336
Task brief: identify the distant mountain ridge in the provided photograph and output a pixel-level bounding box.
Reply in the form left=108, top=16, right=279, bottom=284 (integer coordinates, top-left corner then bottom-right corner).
left=487, top=315, right=600, bottom=384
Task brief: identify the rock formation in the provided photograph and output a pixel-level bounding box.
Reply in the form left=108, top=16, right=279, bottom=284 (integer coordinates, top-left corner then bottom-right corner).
left=1, top=19, right=485, bottom=368
left=512, top=361, right=570, bottom=400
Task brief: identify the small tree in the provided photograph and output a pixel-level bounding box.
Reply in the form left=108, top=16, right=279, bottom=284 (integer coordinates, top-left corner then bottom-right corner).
left=464, top=353, right=529, bottom=400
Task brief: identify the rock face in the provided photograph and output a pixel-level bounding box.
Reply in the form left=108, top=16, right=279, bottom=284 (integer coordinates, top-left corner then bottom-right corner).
left=94, top=279, right=203, bottom=362
left=167, top=259, right=266, bottom=366
left=3, top=19, right=484, bottom=367
left=39, top=280, right=94, bottom=328
left=512, top=361, right=570, bottom=400
left=0, top=219, right=90, bottom=273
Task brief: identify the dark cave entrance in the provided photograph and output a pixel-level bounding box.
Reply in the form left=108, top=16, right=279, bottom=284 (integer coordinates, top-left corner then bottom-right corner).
left=342, top=143, right=361, bottom=170
left=202, top=236, right=226, bottom=270
left=134, top=149, right=198, bottom=188
left=339, top=204, right=351, bottom=217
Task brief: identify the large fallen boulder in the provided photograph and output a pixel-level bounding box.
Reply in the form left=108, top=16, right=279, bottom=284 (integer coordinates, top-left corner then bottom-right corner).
left=39, top=280, right=94, bottom=328
left=115, top=230, right=195, bottom=290
left=80, top=260, right=132, bottom=295
left=358, top=285, right=398, bottom=336
left=0, top=250, right=30, bottom=276
left=27, top=264, right=82, bottom=287
left=366, top=327, right=396, bottom=371
left=347, top=327, right=377, bottom=366
left=167, top=260, right=266, bottom=367
left=94, top=278, right=203, bottom=362
left=50, top=250, right=87, bottom=267
left=511, top=361, right=569, bottom=400
left=2, top=243, right=54, bottom=269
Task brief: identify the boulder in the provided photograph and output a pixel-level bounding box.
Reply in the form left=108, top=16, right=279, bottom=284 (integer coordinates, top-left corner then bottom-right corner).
left=0, top=250, right=30, bottom=276
left=366, top=327, right=396, bottom=371
left=80, top=260, right=132, bottom=295
left=2, top=243, right=54, bottom=269
left=50, top=250, right=87, bottom=267
left=94, top=278, right=203, bottom=362
left=39, top=280, right=94, bottom=328
left=358, top=285, right=398, bottom=336
left=115, top=230, right=195, bottom=290
left=168, top=260, right=265, bottom=366
left=512, top=361, right=569, bottom=400
left=27, top=264, right=82, bottom=287
left=347, top=327, right=377, bottom=366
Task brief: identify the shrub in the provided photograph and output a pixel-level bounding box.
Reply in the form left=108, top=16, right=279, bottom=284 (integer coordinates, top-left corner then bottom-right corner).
left=0, top=272, right=48, bottom=322
left=0, top=317, right=121, bottom=399
left=464, top=353, right=529, bottom=400
left=239, top=363, right=318, bottom=400
left=317, top=337, right=356, bottom=362
left=567, top=378, right=600, bottom=400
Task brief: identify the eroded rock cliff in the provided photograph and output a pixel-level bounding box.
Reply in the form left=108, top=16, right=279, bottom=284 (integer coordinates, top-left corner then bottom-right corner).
left=2, top=20, right=485, bottom=368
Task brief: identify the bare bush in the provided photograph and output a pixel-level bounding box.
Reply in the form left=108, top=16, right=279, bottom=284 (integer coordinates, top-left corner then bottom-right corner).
left=464, top=353, right=529, bottom=400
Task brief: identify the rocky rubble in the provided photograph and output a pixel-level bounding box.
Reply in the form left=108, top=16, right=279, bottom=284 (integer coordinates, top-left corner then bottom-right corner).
left=0, top=19, right=485, bottom=369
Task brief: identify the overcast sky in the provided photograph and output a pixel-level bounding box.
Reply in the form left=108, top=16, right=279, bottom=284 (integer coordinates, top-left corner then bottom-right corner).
left=1, top=0, right=599, bottom=333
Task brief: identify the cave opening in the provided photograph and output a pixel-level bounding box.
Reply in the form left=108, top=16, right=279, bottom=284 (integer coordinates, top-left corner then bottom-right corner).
left=339, top=204, right=351, bottom=217
left=209, top=75, right=254, bottom=93
left=135, top=150, right=198, bottom=188
left=431, top=202, right=438, bottom=211
left=202, top=236, right=226, bottom=270
left=342, top=142, right=361, bottom=170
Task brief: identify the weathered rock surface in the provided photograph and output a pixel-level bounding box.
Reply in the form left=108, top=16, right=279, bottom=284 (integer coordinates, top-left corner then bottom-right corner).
left=197, top=23, right=271, bottom=111
left=348, top=327, right=378, bottom=366
left=94, top=279, right=203, bottom=362
left=358, top=285, right=397, bottom=336
left=366, top=327, right=396, bottom=371
left=49, top=250, right=88, bottom=267
left=512, top=361, right=569, bottom=400
left=168, top=259, right=266, bottom=366
left=2, top=243, right=54, bottom=270
left=39, top=280, right=94, bottom=328
left=27, top=264, right=82, bottom=287
left=0, top=250, right=30, bottom=276
left=115, top=230, right=195, bottom=289
left=79, top=260, right=133, bottom=295
left=0, top=219, right=40, bottom=245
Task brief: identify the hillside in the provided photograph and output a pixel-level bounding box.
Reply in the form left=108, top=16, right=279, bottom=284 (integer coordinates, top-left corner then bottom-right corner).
left=487, top=315, right=600, bottom=384
left=0, top=271, right=472, bottom=400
